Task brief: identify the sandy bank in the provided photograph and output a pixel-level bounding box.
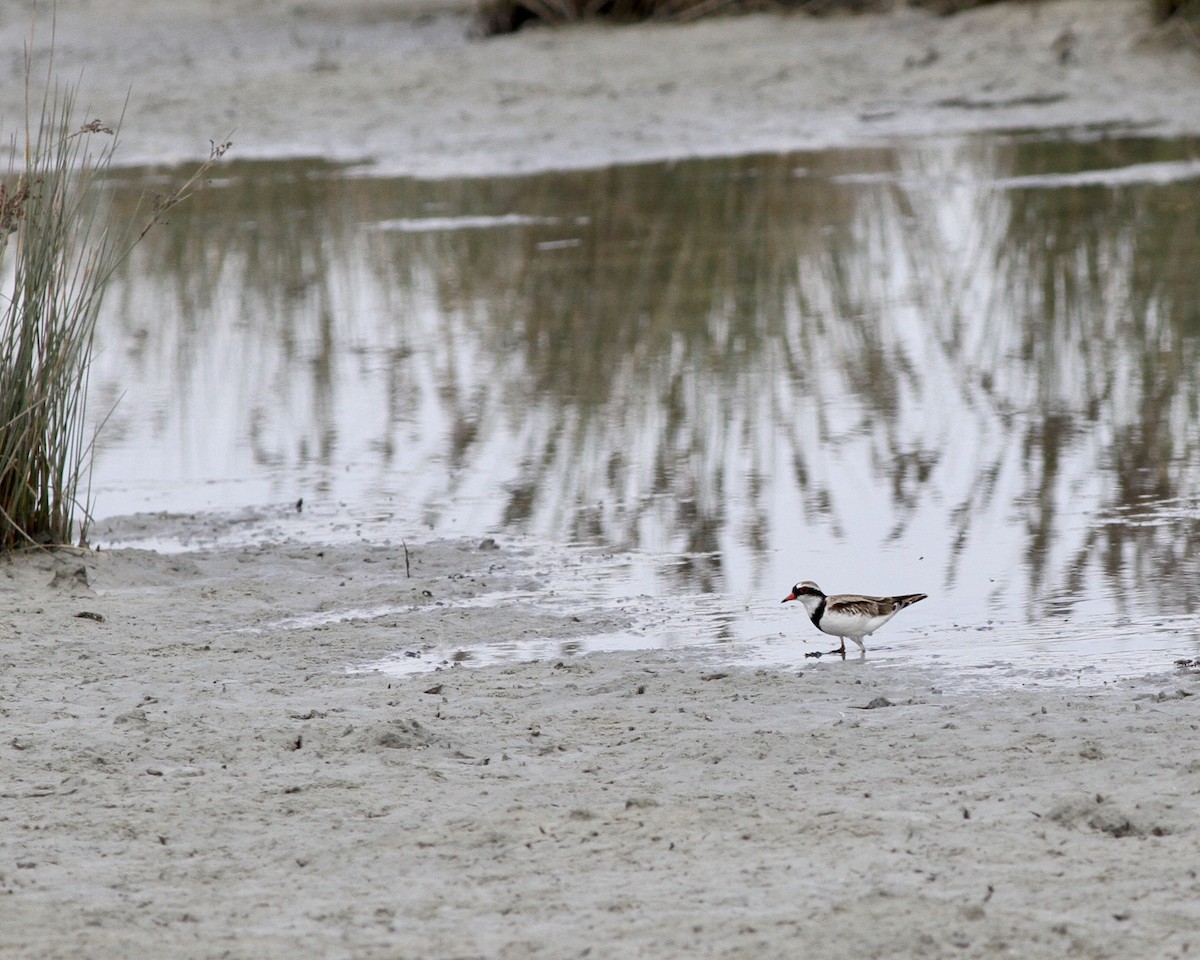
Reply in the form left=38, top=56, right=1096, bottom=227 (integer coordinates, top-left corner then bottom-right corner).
left=3, top=531, right=1200, bottom=959
left=1, top=0, right=1199, bottom=175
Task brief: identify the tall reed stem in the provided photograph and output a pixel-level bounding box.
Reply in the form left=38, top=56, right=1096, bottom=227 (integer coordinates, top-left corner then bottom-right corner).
left=0, top=61, right=228, bottom=550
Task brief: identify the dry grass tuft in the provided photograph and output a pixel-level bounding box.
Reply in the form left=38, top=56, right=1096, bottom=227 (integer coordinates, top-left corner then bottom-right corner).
left=476, top=0, right=888, bottom=35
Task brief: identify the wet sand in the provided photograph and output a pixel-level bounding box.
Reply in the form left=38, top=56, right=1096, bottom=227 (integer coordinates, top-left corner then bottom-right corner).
left=4, top=1, right=1200, bottom=958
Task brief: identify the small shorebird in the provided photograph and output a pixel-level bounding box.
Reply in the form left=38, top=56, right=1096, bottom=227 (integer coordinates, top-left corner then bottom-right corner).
left=781, top=580, right=927, bottom=657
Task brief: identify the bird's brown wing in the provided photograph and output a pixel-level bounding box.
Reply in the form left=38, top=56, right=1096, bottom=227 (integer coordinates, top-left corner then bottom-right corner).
left=826, top=593, right=927, bottom=616
left=825, top=595, right=896, bottom=618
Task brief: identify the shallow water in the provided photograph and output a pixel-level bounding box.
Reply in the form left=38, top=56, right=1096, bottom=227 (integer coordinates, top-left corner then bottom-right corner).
left=88, top=130, right=1200, bottom=675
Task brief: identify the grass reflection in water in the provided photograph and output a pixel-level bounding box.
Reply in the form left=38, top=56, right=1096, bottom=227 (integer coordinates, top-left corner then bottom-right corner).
left=92, top=133, right=1200, bottom=640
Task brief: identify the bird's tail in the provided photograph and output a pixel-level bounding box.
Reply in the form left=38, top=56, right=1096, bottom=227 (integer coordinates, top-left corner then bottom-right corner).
left=895, top=593, right=928, bottom=609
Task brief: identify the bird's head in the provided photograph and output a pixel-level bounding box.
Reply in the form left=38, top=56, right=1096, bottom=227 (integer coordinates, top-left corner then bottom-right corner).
left=781, top=580, right=823, bottom=604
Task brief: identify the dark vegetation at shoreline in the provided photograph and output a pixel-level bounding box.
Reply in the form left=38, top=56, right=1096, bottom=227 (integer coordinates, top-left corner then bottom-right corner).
left=478, top=0, right=1200, bottom=38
